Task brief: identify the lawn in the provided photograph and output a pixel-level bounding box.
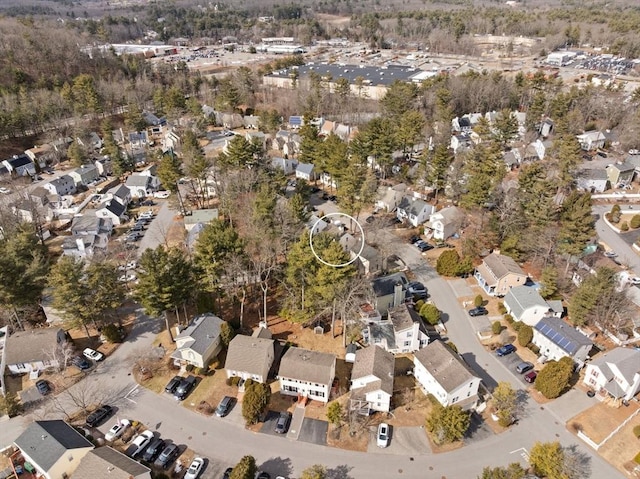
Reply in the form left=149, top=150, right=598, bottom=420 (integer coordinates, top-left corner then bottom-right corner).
left=598, top=410, right=640, bottom=475
left=569, top=400, right=640, bottom=444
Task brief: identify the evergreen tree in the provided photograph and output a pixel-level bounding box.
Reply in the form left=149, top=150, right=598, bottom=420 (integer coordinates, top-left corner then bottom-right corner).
left=241, top=382, right=271, bottom=425
left=492, top=109, right=519, bottom=147
left=300, top=465, right=327, bottom=479
left=461, top=143, right=505, bottom=208
left=425, top=144, right=454, bottom=194
left=529, top=442, right=566, bottom=479
left=492, top=382, right=517, bottom=427
left=380, top=80, right=418, bottom=120
left=49, top=257, right=92, bottom=337
left=557, top=191, right=594, bottom=258
left=479, top=463, right=526, bottom=479
left=426, top=404, right=470, bottom=445
left=395, top=110, right=426, bottom=154
left=298, top=122, right=322, bottom=167
left=230, top=456, right=257, bottom=479
left=553, top=132, right=583, bottom=189
left=539, top=266, right=559, bottom=299
left=535, top=357, right=574, bottom=399
left=124, top=103, right=147, bottom=132
left=157, top=150, right=183, bottom=193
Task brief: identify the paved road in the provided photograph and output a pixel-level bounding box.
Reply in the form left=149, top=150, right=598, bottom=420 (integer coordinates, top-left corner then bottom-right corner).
left=594, top=204, right=640, bottom=273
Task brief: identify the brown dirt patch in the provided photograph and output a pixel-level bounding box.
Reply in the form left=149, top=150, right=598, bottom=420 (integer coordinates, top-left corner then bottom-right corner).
left=569, top=401, right=640, bottom=444
left=267, top=317, right=348, bottom=358
left=327, top=423, right=368, bottom=452
left=598, top=411, right=640, bottom=476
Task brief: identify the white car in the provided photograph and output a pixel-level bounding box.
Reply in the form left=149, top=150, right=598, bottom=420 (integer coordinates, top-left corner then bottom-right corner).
left=376, top=422, right=389, bottom=448
left=83, top=348, right=105, bottom=362
left=604, top=251, right=618, bottom=258
left=630, top=277, right=640, bottom=285
left=126, top=430, right=155, bottom=457
left=118, top=261, right=137, bottom=271
left=104, top=419, right=131, bottom=441
left=184, top=457, right=205, bottom=479
left=0, top=187, right=10, bottom=194
left=118, top=273, right=137, bottom=283
left=153, top=190, right=171, bottom=199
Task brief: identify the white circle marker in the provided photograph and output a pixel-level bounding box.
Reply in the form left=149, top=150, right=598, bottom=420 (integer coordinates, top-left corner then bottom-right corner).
left=309, top=212, right=365, bottom=268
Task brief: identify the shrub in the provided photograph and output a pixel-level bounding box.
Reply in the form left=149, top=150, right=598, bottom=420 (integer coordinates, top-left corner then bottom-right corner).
left=242, top=382, right=271, bottom=425
left=631, top=215, right=640, bottom=229
left=503, top=314, right=514, bottom=324
left=456, top=256, right=474, bottom=276
left=101, top=324, right=124, bottom=343
left=226, top=377, right=233, bottom=386
left=185, top=364, right=194, bottom=372
left=633, top=425, right=640, bottom=438
left=634, top=452, right=640, bottom=464
left=419, top=303, right=442, bottom=325
left=497, top=302, right=507, bottom=315
left=535, top=357, right=574, bottom=399
left=492, top=321, right=503, bottom=335
left=244, top=378, right=254, bottom=388
left=194, top=367, right=205, bottom=376
left=436, top=249, right=461, bottom=276
left=231, top=376, right=240, bottom=386
left=446, top=341, right=458, bottom=353
left=474, top=295, right=484, bottom=307
left=517, top=324, right=533, bottom=347
left=528, top=343, right=540, bottom=355
left=414, top=299, right=425, bottom=311
left=512, top=321, right=522, bottom=332
left=153, top=473, right=171, bottom=479
left=621, top=221, right=629, bottom=231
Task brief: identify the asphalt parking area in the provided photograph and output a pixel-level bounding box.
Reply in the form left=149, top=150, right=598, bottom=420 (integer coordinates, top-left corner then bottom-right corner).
left=366, top=426, right=431, bottom=454
left=297, top=418, right=328, bottom=446
left=259, top=411, right=283, bottom=437
left=464, top=412, right=494, bottom=444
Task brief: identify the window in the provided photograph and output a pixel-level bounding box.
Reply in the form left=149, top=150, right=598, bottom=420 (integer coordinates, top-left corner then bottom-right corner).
left=377, top=393, right=382, bottom=400
left=451, top=396, right=458, bottom=403
left=406, top=331, right=413, bottom=338
left=404, top=341, right=411, bottom=347
left=591, top=370, right=599, bottom=378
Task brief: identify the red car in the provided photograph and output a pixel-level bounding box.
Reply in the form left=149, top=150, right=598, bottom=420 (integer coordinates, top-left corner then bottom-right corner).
left=524, top=371, right=537, bottom=383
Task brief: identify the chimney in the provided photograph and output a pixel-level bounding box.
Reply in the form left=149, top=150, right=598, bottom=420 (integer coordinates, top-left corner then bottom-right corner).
left=76, top=238, right=85, bottom=253
left=393, top=281, right=404, bottom=308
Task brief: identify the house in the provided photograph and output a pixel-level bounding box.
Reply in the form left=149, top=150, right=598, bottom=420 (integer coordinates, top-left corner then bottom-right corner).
left=171, top=313, right=226, bottom=369
left=583, top=347, right=640, bottom=401
left=163, top=128, right=181, bottom=151
left=451, top=117, right=472, bottom=133
left=349, top=345, right=395, bottom=414
left=224, top=333, right=275, bottom=383
left=25, top=144, right=57, bottom=168
left=44, top=175, right=76, bottom=196
left=474, top=252, right=528, bottom=297
left=371, top=272, right=408, bottom=314
left=245, top=131, right=267, bottom=149
left=108, top=184, right=132, bottom=206
left=14, top=420, right=93, bottom=479
left=375, top=183, right=408, bottom=213
left=426, top=206, right=465, bottom=241
left=88, top=132, right=103, bottom=150
left=125, top=174, right=154, bottom=198
left=29, top=187, right=51, bottom=208
left=128, top=131, right=148, bottom=149
left=271, top=130, right=301, bottom=157
left=243, top=115, right=260, bottom=129
left=606, top=160, right=638, bottom=187
left=142, top=111, right=166, bottom=127
left=591, top=74, right=614, bottom=88
left=338, top=233, right=382, bottom=276
left=96, top=201, right=128, bottom=225
left=184, top=209, right=219, bottom=232
left=577, top=130, right=606, bottom=151
left=306, top=214, right=329, bottom=236
left=450, top=134, right=472, bottom=153
left=68, top=164, right=100, bottom=186
left=62, top=235, right=107, bottom=259
left=503, top=149, right=521, bottom=169
left=12, top=199, right=54, bottom=224
left=539, top=118, right=554, bottom=138
left=577, top=169, right=610, bottom=193
left=3, top=154, right=36, bottom=177
left=364, top=303, right=433, bottom=354
left=4, top=328, right=66, bottom=374
left=503, top=286, right=562, bottom=326
left=72, top=446, right=151, bottom=479
left=532, top=316, right=594, bottom=364
left=271, top=157, right=298, bottom=175
left=396, top=195, right=433, bottom=227
left=278, top=347, right=336, bottom=403
left=345, top=343, right=357, bottom=363
left=295, top=162, right=316, bottom=181
left=71, top=215, right=113, bottom=237
left=413, top=340, right=481, bottom=410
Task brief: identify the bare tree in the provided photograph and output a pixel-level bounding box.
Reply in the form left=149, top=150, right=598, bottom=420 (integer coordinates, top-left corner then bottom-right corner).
left=46, top=340, right=77, bottom=374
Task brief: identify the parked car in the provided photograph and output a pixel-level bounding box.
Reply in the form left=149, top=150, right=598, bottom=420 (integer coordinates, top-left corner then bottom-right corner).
left=185, top=457, right=205, bottom=479
left=141, top=199, right=155, bottom=206
left=215, top=396, right=234, bottom=417
left=516, top=362, right=534, bottom=374
left=406, top=281, right=427, bottom=299
left=165, top=376, right=183, bottom=394
left=604, top=250, right=617, bottom=258
left=377, top=423, right=390, bottom=448
left=524, top=371, right=537, bottom=384
left=409, top=235, right=421, bottom=244
left=274, top=411, right=292, bottom=434
left=83, top=348, right=104, bottom=362
left=223, top=468, right=233, bottom=479
left=154, top=443, right=180, bottom=469
left=126, top=430, right=155, bottom=457
left=174, top=375, right=197, bottom=401
left=256, top=473, right=270, bottom=479
left=105, top=419, right=131, bottom=441
left=468, top=307, right=488, bottom=317
left=0, top=187, right=10, bottom=194
left=85, top=405, right=113, bottom=427
left=71, top=356, right=92, bottom=371
left=415, top=240, right=434, bottom=252
left=141, top=437, right=166, bottom=463
left=154, top=190, right=171, bottom=199
left=118, top=273, right=137, bottom=283
left=35, top=379, right=50, bottom=395
left=496, top=344, right=516, bottom=357
left=129, top=224, right=145, bottom=232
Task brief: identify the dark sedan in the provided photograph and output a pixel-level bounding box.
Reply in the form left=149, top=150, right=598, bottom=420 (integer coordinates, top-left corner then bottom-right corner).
left=468, top=307, right=488, bottom=317
left=86, top=405, right=113, bottom=427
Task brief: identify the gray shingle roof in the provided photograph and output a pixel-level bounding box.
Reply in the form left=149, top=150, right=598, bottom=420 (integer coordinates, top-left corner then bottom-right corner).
left=504, top=286, right=550, bottom=320
left=4, top=328, right=63, bottom=365
left=104, top=201, right=126, bottom=217
left=534, top=316, right=593, bottom=355
left=351, top=345, right=395, bottom=395
left=368, top=322, right=396, bottom=350
left=296, top=162, right=314, bottom=175
left=388, top=303, right=421, bottom=331
left=14, top=420, right=92, bottom=472
left=225, top=335, right=274, bottom=377
left=174, top=314, right=224, bottom=356
left=125, top=174, right=151, bottom=188
left=482, top=253, right=527, bottom=281
left=371, top=272, right=407, bottom=297
left=413, top=340, right=479, bottom=394
left=110, top=184, right=130, bottom=200
left=398, top=196, right=429, bottom=216
left=74, top=447, right=150, bottom=479
left=590, top=347, right=640, bottom=388
left=278, top=347, right=335, bottom=385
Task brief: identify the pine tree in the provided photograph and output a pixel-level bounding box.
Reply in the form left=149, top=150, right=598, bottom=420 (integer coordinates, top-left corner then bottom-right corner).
left=539, top=266, right=558, bottom=299
left=230, top=456, right=257, bottom=479
left=558, top=191, right=594, bottom=258
left=395, top=110, right=426, bottom=154
left=157, top=150, right=182, bottom=193
left=194, top=219, right=244, bottom=294
left=492, top=109, right=519, bottom=147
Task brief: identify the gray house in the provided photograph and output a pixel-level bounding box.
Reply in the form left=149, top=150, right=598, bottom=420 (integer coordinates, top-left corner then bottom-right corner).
left=4, top=328, right=67, bottom=374
left=171, top=313, right=226, bottom=369
left=349, top=345, right=395, bottom=414
left=224, top=333, right=275, bottom=383
left=532, top=316, right=593, bottom=364
left=69, top=164, right=99, bottom=186
left=503, top=286, right=562, bottom=326
left=278, top=347, right=336, bottom=404
left=3, top=154, right=36, bottom=177
left=371, top=272, right=408, bottom=314
left=44, top=175, right=76, bottom=196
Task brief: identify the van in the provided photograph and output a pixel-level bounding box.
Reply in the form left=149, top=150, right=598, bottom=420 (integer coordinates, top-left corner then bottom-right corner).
left=215, top=396, right=234, bottom=417
left=174, top=375, right=196, bottom=401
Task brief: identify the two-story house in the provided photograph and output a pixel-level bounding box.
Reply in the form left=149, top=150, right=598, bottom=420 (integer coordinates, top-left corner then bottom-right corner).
left=503, top=286, right=563, bottom=326
left=278, top=347, right=336, bottom=404
left=224, top=329, right=275, bottom=384
left=365, top=303, right=433, bottom=354
left=577, top=130, right=606, bottom=151
left=125, top=174, right=154, bottom=198
left=69, top=164, right=100, bottom=187
left=426, top=206, right=465, bottom=241
left=71, top=216, right=113, bottom=238
left=95, top=201, right=128, bottom=225
left=171, top=313, right=225, bottom=369
left=583, top=347, right=640, bottom=401
left=413, top=340, right=481, bottom=410
left=371, top=272, right=408, bottom=315
left=474, top=252, right=528, bottom=297
left=108, top=184, right=132, bottom=206
left=4, top=328, right=67, bottom=374
left=532, top=316, right=593, bottom=365
left=44, top=175, right=76, bottom=196
left=349, top=345, right=395, bottom=414
left=375, top=183, right=408, bottom=213
left=3, top=154, right=36, bottom=177
left=396, top=196, right=434, bottom=228
left=14, top=420, right=94, bottom=479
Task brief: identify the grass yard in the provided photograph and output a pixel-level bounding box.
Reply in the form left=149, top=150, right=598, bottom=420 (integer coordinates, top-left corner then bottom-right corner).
left=598, top=411, right=640, bottom=475
left=569, top=401, right=640, bottom=444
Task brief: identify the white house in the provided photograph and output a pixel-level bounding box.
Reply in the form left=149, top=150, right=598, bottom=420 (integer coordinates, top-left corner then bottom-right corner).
left=503, top=286, right=563, bottom=326
left=62, top=234, right=107, bottom=259
left=396, top=195, right=433, bottom=227
left=365, top=303, right=433, bottom=354
left=125, top=173, right=155, bottom=198
left=14, top=420, right=94, bottom=479
left=577, top=130, right=606, bottom=151
left=3, top=154, right=36, bottom=177
left=44, top=175, right=76, bottom=196
left=71, top=215, right=113, bottom=237
left=295, top=162, right=316, bottom=181
left=278, top=347, right=336, bottom=403
left=583, top=347, right=640, bottom=401
left=271, top=157, right=297, bottom=175
left=375, top=183, right=408, bottom=213
left=532, top=316, right=593, bottom=364
left=413, top=340, right=481, bottom=410
left=95, top=200, right=129, bottom=225
left=108, top=184, right=132, bottom=206
left=576, top=169, right=609, bottom=193
left=426, top=206, right=465, bottom=241
left=68, top=164, right=100, bottom=186
left=224, top=332, right=274, bottom=384
left=170, top=313, right=226, bottom=369
left=349, top=345, right=395, bottom=414
left=4, top=328, right=67, bottom=374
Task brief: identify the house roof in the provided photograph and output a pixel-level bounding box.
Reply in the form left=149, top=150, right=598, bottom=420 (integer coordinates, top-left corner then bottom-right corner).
left=62, top=235, right=95, bottom=251
left=431, top=206, right=464, bottom=225
left=4, top=328, right=63, bottom=365
left=110, top=184, right=130, bottom=200
left=580, top=169, right=609, bottom=180
left=351, top=345, right=395, bottom=395
left=184, top=209, right=219, bottom=226
left=172, top=314, right=225, bottom=356
left=590, top=347, right=640, bottom=389
left=388, top=303, right=421, bottom=331
left=125, top=174, right=151, bottom=188
left=481, top=253, right=527, bottom=281
left=270, top=64, right=418, bottom=87
left=252, top=327, right=273, bottom=339
left=73, top=164, right=98, bottom=176
left=48, top=175, right=74, bottom=188
left=504, top=286, right=550, bottom=320
left=30, top=186, right=49, bottom=200
left=296, top=162, right=314, bottom=175
left=5, top=154, right=32, bottom=169
left=14, top=420, right=92, bottom=471
left=534, top=316, right=593, bottom=355
left=607, top=162, right=636, bottom=174
left=103, top=201, right=126, bottom=217
left=224, top=335, right=274, bottom=377
left=368, top=322, right=396, bottom=350
left=371, top=272, right=407, bottom=298
left=71, top=215, right=108, bottom=233
left=413, top=340, right=479, bottom=393
left=398, top=196, right=429, bottom=216
left=74, top=446, right=149, bottom=479
left=278, top=347, right=335, bottom=385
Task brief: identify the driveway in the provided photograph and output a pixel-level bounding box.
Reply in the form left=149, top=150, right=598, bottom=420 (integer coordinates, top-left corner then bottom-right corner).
left=449, top=278, right=474, bottom=298
left=136, top=200, right=177, bottom=255
left=366, top=426, right=431, bottom=455
left=545, top=388, right=599, bottom=424
left=594, top=204, right=640, bottom=274
left=297, top=418, right=328, bottom=446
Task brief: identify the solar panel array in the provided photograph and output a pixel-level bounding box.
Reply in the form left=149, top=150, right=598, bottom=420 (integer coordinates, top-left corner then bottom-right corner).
left=536, top=320, right=578, bottom=354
